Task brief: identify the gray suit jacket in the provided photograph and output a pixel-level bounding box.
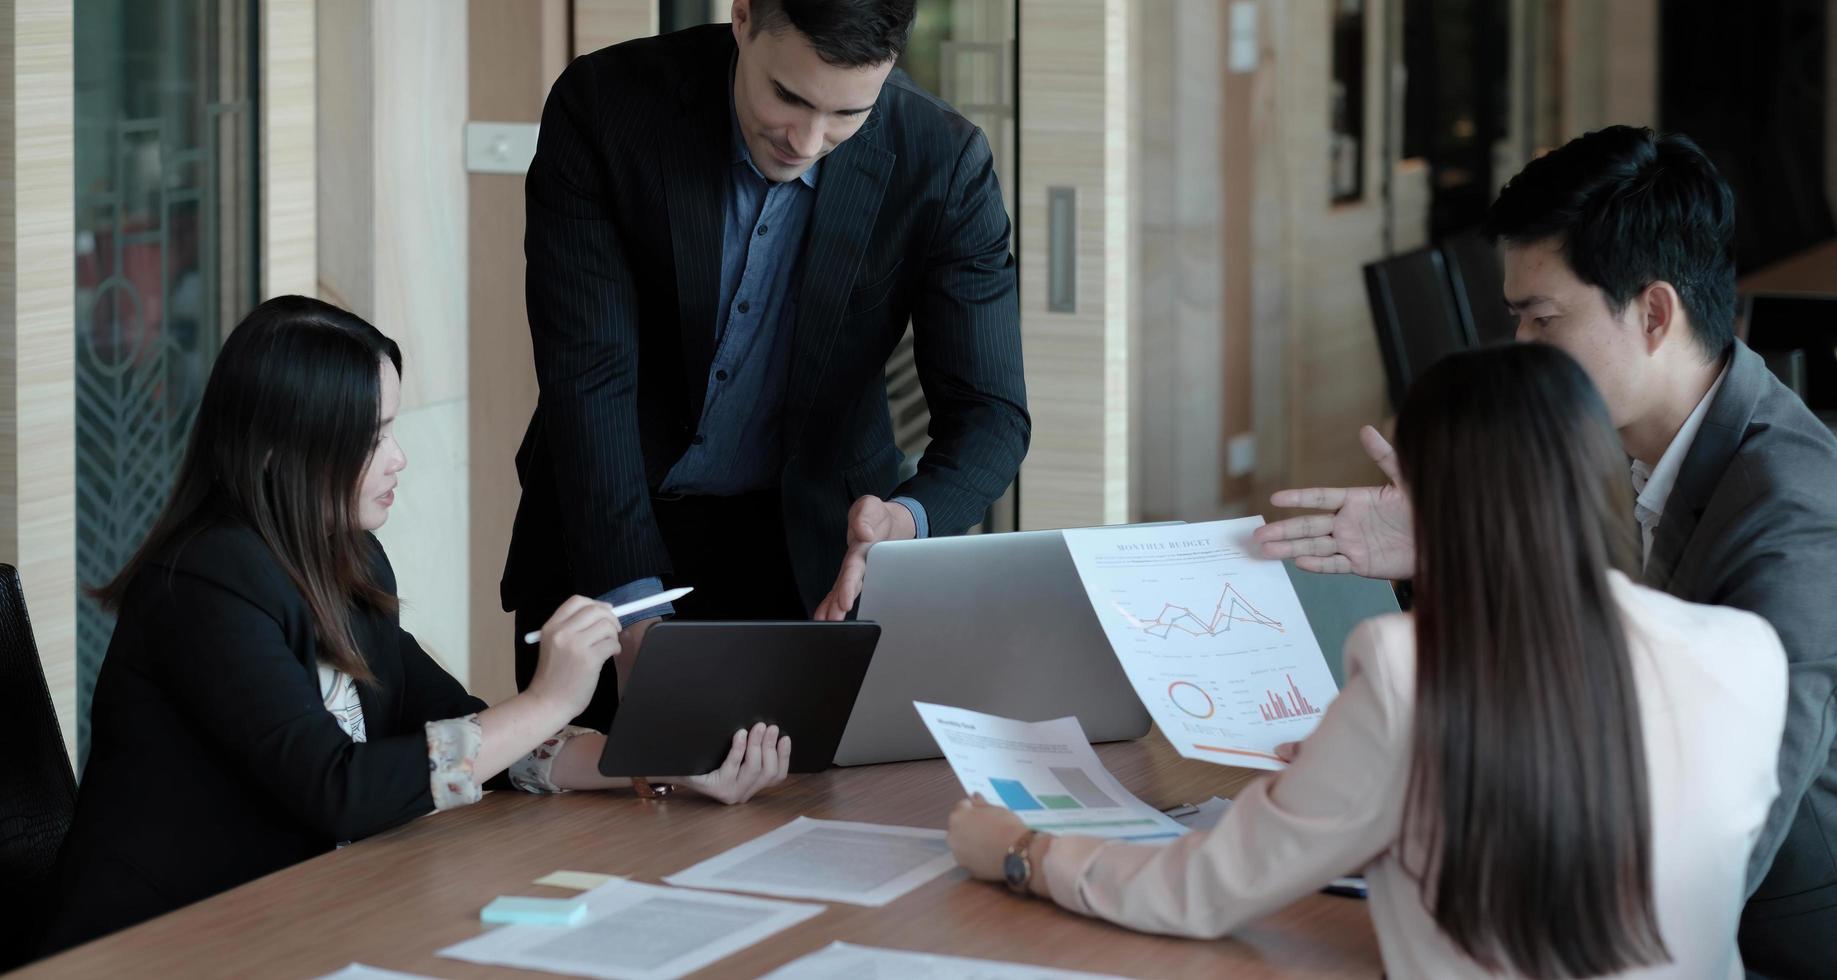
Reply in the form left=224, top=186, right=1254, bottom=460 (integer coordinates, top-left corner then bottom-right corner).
left=1645, top=340, right=1837, bottom=923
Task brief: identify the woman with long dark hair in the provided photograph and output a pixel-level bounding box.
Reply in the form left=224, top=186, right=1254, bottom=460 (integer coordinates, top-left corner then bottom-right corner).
left=948, top=344, right=1787, bottom=977
left=44, top=296, right=791, bottom=953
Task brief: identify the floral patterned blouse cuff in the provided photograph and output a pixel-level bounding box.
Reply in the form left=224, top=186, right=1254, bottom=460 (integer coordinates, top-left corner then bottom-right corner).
left=426, top=714, right=484, bottom=812
left=509, top=725, right=598, bottom=795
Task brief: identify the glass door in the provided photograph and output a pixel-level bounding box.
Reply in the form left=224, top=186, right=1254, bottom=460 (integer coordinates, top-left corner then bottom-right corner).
left=73, top=0, right=260, bottom=763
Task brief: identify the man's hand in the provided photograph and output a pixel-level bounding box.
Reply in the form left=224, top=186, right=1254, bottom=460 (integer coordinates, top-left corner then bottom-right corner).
left=1252, top=425, right=1417, bottom=580
left=814, top=495, right=917, bottom=621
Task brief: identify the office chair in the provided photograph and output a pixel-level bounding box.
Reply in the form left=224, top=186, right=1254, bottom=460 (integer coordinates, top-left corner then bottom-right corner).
left=1441, top=228, right=1517, bottom=346
left=1363, top=247, right=1471, bottom=410
left=1744, top=293, right=1837, bottom=413
left=0, top=564, right=77, bottom=970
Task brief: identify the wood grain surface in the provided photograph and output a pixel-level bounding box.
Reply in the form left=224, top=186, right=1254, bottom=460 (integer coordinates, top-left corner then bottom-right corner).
left=19, top=731, right=1380, bottom=979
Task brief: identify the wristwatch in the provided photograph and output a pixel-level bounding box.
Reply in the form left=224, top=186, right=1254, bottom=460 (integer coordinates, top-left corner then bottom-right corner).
left=1003, top=829, right=1045, bottom=895
left=631, top=776, right=675, bottom=799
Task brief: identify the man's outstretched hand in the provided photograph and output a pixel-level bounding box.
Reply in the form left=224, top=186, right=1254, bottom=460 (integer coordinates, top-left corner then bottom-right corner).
left=1252, top=425, right=1416, bottom=581
left=814, top=495, right=917, bottom=621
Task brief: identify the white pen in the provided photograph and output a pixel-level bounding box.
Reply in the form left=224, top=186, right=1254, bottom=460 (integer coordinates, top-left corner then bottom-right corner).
left=521, top=586, right=694, bottom=646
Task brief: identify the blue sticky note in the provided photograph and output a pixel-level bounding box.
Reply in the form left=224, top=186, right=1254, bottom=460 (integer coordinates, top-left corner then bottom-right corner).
left=480, top=895, right=589, bottom=927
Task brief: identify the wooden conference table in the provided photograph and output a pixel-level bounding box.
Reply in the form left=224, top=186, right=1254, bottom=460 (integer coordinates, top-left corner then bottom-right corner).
left=20, top=731, right=1381, bottom=979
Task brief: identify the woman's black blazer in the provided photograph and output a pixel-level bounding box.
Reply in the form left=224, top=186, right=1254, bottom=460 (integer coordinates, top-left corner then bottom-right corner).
left=42, top=519, right=492, bottom=954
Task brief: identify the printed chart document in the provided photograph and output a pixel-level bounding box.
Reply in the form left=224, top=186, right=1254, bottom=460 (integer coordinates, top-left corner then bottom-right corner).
left=437, top=879, right=822, bottom=980
left=759, top=942, right=1134, bottom=979
left=915, top=702, right=1186, bottom=841
left=1062, top=518, right=1340, bottom=770
left=663, top=816, right=955, bottom=907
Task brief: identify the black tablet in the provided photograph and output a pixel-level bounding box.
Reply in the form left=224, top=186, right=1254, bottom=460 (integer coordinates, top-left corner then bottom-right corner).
left=597, top=620, right=881, bottom=777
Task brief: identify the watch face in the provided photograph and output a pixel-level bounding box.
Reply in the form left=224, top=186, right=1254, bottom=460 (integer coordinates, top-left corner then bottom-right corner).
left=1003, top=850, right=1028, bottom=890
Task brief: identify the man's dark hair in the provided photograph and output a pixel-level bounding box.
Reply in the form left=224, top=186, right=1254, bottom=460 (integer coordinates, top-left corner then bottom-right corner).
left=751, top=0, right=917, bottom=67
left=1486, top=125, right=1737, bottom=360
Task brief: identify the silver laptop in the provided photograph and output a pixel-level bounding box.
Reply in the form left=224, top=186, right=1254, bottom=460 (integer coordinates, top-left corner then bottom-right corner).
left=833, top=525, right=1403, bottom=767
left=834, top=526, right=1156, bottom=766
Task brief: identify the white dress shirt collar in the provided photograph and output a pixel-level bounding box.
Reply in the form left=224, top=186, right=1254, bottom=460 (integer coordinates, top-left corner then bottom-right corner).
left=1631, top=363, right=1729, bottom=562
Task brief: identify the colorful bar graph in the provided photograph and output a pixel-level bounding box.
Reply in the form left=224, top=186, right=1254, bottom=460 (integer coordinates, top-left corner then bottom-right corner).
left=1258, top=672, right=1323, bottom=721
left=990, top=777, right=1043, bottom=811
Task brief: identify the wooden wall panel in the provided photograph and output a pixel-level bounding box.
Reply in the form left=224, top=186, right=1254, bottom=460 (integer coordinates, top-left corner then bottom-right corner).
left=0, top=0, right=77, bottom=754
left=1017, top=0, right=1130, bottom=531
left=574, top=0, right=657, bottom=55
left=466, top=0, right=571, bottom=703
left=261, top=0, right=316, bottom=299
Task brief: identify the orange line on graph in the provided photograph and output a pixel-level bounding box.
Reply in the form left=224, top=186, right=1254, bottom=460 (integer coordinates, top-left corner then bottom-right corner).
left=1194, top=744, right=1285, bottom=763
left=1120, top=583, right=1285, bottom=638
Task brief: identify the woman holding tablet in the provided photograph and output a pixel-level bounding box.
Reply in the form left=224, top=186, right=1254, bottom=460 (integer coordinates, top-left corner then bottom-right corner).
left=948, top=344, right=1787, bottom=978
left=43, top=296, right=791, bottom=953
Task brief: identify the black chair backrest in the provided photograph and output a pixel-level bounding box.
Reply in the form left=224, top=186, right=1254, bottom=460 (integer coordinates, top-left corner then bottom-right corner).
left=0, top=564, right=76, bottom=970
left=1441, top=228, right=1517, bottom=346
left=1363, top=247, right=1471, bottom=410
left=1744, top=293, right=1837, bottom=412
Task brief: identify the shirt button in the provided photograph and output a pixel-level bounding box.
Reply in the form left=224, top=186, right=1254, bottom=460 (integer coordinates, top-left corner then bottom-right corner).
left=756, top=224, right=769, bottom=236
left=715, top=369, right=729, bottom=382
left=691, top=434, right=706, bottom=446
left=737, top=300, right=751, bottom=314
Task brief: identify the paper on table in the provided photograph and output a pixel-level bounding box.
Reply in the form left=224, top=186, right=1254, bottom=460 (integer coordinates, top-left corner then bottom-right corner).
left=758, top=942, right=1136, bottom=979
left=437, top=879, right=824, bottom=980
left=1169, top=796, right=1235, bottom=832
left=313, top=966, right=444, bottom=980
left=663, top=816, right=956, bottom=907
left=914, top=702, right=1187, bottom=842
left=1169, top=797, right=1366, bottom=895
left=1061, top=518, right=1340, bottom=770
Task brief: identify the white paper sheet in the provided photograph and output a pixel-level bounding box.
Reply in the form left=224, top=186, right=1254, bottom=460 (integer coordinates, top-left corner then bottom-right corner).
left=914, top=702, right=1187, bottom=841
left=437, top=879, right=824, bottom=980
left=313, top=966, right=444, bottom=980
left=758, top=942, right=1135, bottom=979
left=1062, top=518, right=1341, bottom=770
left=662, top=816, right=956, bottom=907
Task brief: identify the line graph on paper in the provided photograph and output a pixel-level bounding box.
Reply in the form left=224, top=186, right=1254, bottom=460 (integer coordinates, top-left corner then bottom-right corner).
left=1114, top=583, right=1286, bottom=639
left=1061, top=519, right=1345, bottom=770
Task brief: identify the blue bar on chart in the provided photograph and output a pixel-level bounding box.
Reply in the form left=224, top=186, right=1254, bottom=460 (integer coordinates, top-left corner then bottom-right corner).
left=989, top=777, right=1044, bottom=811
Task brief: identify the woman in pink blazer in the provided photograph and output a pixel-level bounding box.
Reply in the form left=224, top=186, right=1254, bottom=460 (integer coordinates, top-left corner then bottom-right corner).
left=949, top=343, right=1787, bottom=979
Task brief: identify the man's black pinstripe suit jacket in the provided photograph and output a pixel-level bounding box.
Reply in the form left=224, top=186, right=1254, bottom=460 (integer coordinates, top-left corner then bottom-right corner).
left=501, top=24, right=1030, bottom=618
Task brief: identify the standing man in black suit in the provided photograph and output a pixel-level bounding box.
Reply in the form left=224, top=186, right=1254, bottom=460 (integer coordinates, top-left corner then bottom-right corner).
left=503, top=0, right=1029, bottom=729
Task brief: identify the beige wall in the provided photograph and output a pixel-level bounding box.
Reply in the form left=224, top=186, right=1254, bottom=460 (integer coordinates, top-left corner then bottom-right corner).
left=318, top=0, right=471, bottom=684
left=575, top=0, right=657, bottom=53
left=1249, top=0, right=1428, bottom=497
left=466, top=0, right=571, bottom=703
left=1130, top=0, right=1227, bottom=522
left=0, top=0, right=76, bottom=752
left=1017, top=0, right=1131, bottom=531
left=262, top=0, right=316, bottom=299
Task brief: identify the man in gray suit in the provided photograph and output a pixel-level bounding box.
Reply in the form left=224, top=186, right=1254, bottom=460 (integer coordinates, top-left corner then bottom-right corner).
left=1257, top=126, right=1837, bottom=978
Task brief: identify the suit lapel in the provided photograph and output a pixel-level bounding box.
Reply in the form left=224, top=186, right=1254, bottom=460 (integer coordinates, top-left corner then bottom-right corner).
left=1643, top=343, right=1763, bottom=592
left=783, top=114, right=895, bottom=449
left=661, top=69, right=731, bottom=428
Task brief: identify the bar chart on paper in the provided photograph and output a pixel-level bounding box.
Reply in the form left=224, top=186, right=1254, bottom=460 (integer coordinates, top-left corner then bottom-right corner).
left=1062, top=518, right=1341, bottom=770
left=915, top=703, right=1189, bottom=841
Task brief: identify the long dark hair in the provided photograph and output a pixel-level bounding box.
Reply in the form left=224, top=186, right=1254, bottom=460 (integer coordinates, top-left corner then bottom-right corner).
left=1394, top=343, right=1666, bottom=977
left=95, top=295, right=403, bottom=682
